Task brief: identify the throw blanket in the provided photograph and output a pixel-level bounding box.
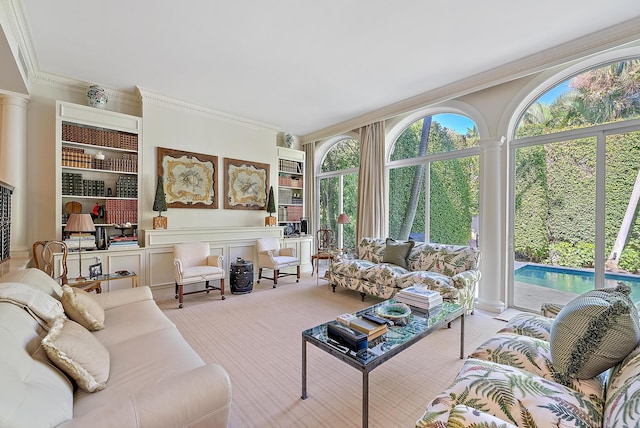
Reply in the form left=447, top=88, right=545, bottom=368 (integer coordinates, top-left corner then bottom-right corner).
left=0, top=282, right=66, bottom=330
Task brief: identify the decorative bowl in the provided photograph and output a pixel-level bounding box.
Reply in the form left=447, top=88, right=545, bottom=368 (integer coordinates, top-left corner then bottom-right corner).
left=376, top=302, right=411, bottom=321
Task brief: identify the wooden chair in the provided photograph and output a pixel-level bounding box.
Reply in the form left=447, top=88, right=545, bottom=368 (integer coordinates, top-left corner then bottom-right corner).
left=311, top=229, right=335, bottom=277
left=32, top=240, right=101, bottom=293
left=173, top=242, right=225, bottom=308
left=256, top=237, right=300, bottom=287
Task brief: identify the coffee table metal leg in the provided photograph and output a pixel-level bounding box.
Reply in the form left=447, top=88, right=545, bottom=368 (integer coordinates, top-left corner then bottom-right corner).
left=362, top=371, right=369, bottom=428
left=459, top=313, right=465, bottom=359
left=301, top=337, right=308, bottom=399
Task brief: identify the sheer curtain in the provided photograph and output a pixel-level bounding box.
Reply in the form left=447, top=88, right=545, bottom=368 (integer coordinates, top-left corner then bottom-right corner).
left=304, top=141, right=315, bottom=234
left=357, top=121, right=387, bottom=242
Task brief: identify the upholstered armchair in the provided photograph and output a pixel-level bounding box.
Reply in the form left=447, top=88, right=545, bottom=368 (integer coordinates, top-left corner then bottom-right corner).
left=256, top=237, right=300, bottom=287
left=173, top=242, right=225, bottom=308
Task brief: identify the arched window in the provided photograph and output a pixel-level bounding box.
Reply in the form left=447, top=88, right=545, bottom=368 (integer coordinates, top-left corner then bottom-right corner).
left=388, top=113, right=480, bottom=245
left=317, top=138, right=359, bottom=251
left=510, top=59, right=640, bottom=311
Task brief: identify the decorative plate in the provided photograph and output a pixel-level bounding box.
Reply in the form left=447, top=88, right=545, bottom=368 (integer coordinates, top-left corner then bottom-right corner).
left=376, top=302, right=411, bottom=321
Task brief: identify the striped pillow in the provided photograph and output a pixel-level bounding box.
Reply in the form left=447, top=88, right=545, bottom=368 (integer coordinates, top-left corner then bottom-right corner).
left=550, top=283, right=640, bottom=384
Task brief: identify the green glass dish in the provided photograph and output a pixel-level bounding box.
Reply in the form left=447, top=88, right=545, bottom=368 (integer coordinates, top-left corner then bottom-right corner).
left=376, top=302, right=411, bottom=321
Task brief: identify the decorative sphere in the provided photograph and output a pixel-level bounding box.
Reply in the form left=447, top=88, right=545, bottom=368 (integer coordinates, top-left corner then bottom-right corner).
left=87, top=85, right=108, bottom=108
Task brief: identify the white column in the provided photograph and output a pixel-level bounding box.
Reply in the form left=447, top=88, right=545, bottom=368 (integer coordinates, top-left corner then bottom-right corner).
left=475, top=137, right=506, bottom=313
left=0, top=95, right=29, bottom=257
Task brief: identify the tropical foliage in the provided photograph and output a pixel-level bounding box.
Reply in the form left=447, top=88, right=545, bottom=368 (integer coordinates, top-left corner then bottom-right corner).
left=389, top=118, right=479, bottom=245
left=515, top=59, right=640, bottom=273
left=319, top=139, right=358, bottom=250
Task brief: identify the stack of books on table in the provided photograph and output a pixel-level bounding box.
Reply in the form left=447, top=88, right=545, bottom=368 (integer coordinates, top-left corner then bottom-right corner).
left=396, top=286, right=443, bottom=311
left=336, top=313, right=387, bottom=340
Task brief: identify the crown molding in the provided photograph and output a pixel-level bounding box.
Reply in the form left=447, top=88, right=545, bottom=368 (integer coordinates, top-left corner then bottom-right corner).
left=302, top=16, right=640, bottom=143
left=136, top=87, right=280, bottom=134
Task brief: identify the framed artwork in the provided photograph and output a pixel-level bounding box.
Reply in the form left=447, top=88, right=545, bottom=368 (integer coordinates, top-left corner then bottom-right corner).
left=89, top=263, right=102, bottom=279
left=223, top=158, right=270, bottom=210
left=157, top=147, right=218, bottom=209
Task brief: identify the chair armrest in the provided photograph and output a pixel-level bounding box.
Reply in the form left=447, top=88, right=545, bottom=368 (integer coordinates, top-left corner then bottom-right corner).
left=257, top=250, right=276, bottom=267
left=451, top=269, right=480, bottom=290
left=207, top=254, right=224, bottom=267
left=58, top=364, right=232, bottom=428
left=279, top=247, right=295, bottom=257
left=173, top=258, right=184, bottom=284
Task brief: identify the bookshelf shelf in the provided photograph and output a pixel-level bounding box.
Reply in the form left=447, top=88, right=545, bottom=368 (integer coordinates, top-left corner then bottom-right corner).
left=277, top=147, right=305, bottom=237
left=55, top=101, right=142, bottom=249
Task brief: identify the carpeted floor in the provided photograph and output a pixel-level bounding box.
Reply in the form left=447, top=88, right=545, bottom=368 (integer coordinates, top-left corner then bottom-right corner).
left=153, top=275, right=506, bottom=428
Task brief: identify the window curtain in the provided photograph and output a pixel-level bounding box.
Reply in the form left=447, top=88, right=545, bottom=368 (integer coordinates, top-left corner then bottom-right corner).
left=304, top=141, right=316, bottom=234
left=357, top=121, right=387, bottom=242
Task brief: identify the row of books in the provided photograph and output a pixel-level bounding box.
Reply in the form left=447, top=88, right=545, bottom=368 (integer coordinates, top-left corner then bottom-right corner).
left=396, top=286, right=443, bottom=311
left=62, top=123, right=138, bottom=151
left=278, top=159, right=302, bottom=174
left=105, top=199, right=138, bottom=224
left=278, top=205, right=303, bottom=222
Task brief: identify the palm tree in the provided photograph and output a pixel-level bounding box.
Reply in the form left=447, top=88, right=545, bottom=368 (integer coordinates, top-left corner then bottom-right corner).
left=397, top=116, right=431, bottom=240
left=566, top=60, right=640, bottom=270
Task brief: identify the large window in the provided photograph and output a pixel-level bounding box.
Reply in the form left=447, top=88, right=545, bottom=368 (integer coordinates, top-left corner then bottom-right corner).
left=317, top=139, right=359, bottom=251
left=511, top=59, right=640, bottom=311
left=388, top=114, right=479, bottom=245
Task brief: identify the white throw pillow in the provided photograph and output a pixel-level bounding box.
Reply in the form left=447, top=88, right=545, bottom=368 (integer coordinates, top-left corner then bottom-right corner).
left=61, top=285, right=104, bottom=331
left=42, top=318, right=110, bottom=392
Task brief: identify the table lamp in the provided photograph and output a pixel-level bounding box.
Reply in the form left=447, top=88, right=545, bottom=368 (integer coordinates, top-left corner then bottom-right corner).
left=337, top=213, right=350, bottom=225
left=337, top=213, right=349, bottom=252
left=65, top=213, right=96, bottom=280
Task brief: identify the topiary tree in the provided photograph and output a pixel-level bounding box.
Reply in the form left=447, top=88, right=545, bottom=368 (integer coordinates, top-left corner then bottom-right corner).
left=266, top=186, right=275, bottom=216
left=153, top=176, right=167, bottom=216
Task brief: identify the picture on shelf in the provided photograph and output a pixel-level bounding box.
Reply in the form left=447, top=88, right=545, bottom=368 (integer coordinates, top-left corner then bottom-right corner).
left=89, top=263, right=102, bottom=279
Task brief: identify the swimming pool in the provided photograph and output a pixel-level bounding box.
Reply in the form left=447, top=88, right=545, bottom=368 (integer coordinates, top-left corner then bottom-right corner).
left=514, top=264, right=640, bottom=303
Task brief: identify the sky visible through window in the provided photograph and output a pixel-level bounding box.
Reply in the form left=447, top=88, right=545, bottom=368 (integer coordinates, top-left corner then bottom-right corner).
left=435, top=81, right=570, bottom=134
left=434, top=113, right=475, bottom=134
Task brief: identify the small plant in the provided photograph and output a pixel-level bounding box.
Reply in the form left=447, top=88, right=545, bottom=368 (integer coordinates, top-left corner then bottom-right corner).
left=266, top=186, right=275, bottom=216
left=153, top=176, right=167, bottom=216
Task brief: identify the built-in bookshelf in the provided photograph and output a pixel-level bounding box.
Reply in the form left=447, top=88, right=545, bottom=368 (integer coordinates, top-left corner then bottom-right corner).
left=0, top=180, right=13, bottom=263
left=277, top=147, right=305, bottom=237
left=55, top=101, right=142, bottom=249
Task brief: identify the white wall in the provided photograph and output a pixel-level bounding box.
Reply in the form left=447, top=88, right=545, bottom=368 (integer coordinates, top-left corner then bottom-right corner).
left=139, top=94, right=280, bottom=236
left=22, top=82, right=280, bottom=247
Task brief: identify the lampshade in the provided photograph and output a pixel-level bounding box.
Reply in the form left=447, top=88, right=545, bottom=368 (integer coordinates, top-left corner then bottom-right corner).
left=337, top=213, right=350, bottom=224
left=65, top=213, right=96, bottom=233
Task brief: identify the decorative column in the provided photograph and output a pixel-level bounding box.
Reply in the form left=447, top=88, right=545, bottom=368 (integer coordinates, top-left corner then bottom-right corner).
left=475, top=136, right=506, bottom=313
left=0, top=94, right=29, bottom=257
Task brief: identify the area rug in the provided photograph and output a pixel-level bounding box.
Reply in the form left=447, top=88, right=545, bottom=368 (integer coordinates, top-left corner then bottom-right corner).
left=493, top=308, right=524, bottom=322
left=153, top=276, right=506, bottom=428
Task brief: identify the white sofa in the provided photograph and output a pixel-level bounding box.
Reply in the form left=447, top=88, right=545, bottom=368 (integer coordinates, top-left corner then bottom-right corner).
left=0, top=268, right=232, bottom=428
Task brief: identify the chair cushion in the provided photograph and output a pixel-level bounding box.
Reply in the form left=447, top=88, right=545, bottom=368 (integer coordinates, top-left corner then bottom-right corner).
left=181, top=266, right=224, bottom=280
left=42, top=318, right=110, bottom=392
left=382, top=238, right=414, bottom=269
left=61, top=285, right=104, bottom=331
left=273, top=255, right=299, bottom=269
left=550, top=283, right=640, bottom=384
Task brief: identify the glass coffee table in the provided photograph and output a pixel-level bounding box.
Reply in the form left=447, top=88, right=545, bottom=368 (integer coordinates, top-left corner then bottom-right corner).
left=301, top=299, right=465, bottom=428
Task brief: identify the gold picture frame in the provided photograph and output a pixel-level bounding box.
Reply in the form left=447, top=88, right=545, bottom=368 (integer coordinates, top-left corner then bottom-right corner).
left=157, top=147, right=218, bottom=209
left=223, top=158, right=270, bottom=210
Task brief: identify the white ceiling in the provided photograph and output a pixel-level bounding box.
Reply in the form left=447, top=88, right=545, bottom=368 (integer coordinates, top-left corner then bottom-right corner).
left=16, top=1, right=640, bottom=136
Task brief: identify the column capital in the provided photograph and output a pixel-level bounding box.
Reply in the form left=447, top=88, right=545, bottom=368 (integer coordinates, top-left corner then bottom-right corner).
left=0, top=94, right=29, bottom=109
left=479, top=136, right=505, bottom=152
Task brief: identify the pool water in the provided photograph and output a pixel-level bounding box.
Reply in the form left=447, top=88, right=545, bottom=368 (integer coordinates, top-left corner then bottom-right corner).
left=514, top=264, right=640, bottom=303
